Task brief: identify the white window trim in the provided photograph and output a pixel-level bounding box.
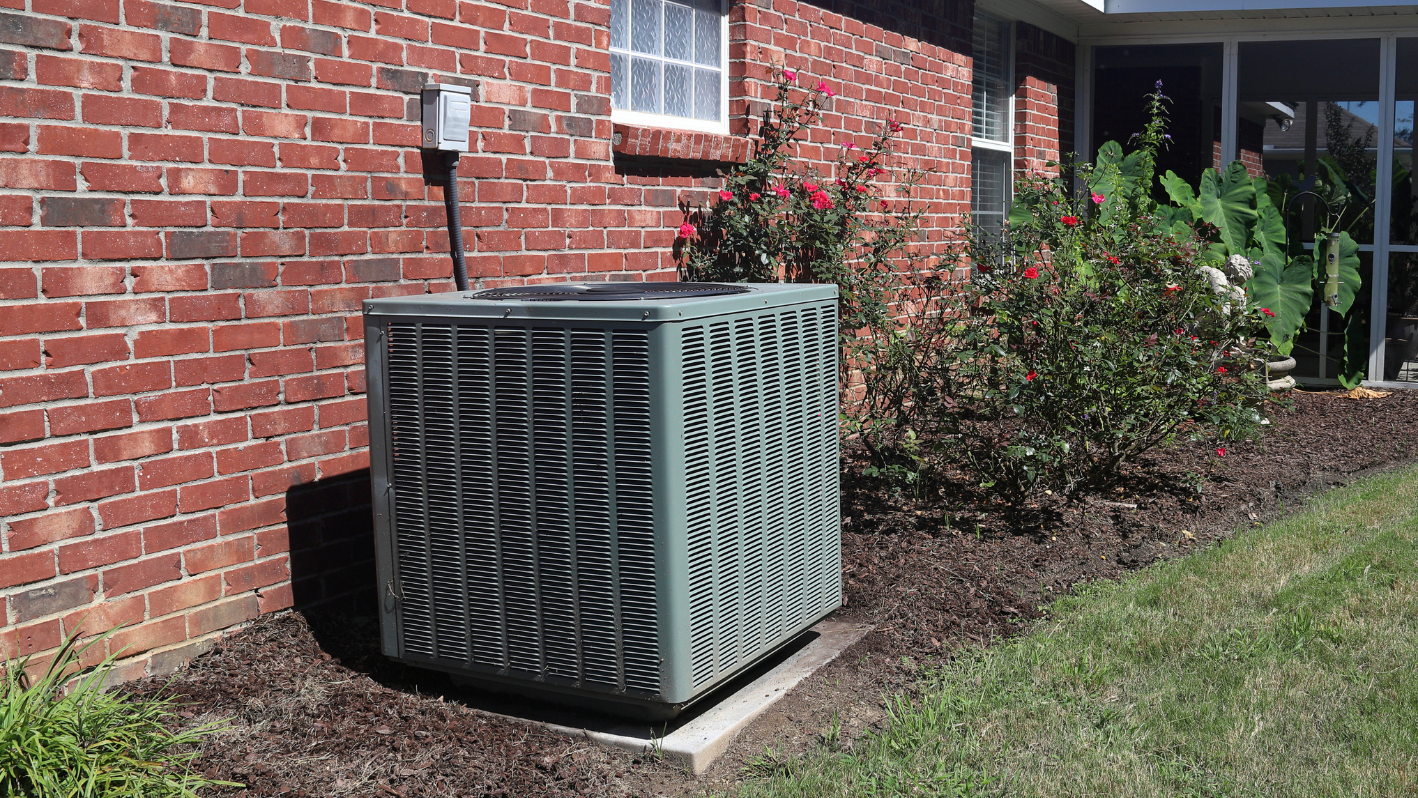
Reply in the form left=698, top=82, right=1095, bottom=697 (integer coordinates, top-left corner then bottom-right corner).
left=610, top=0, right=730, bottom=135
left=972, top=15, right=1017, bottom=222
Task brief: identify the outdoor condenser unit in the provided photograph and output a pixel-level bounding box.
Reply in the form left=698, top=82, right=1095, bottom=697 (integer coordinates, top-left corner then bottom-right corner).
left=362, top=282, right=842, bottom=719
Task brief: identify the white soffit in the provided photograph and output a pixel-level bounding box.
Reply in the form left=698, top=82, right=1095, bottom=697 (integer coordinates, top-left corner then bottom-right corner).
left=1079, top=6, right=1418, bottom=41
left=978, top=0, right=1089, bottom=40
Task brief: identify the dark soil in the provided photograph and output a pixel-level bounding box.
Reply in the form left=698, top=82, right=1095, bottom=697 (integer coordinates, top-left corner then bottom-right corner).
left=130, top=389, right=1418, bottom=797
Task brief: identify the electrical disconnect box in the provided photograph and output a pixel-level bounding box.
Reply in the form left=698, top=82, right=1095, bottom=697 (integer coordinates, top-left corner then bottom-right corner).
left=420, top=83, right=472, bottom=152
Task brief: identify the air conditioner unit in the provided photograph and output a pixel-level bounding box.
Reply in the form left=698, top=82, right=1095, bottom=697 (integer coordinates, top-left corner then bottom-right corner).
left=362, top=282, right=841, bottom=719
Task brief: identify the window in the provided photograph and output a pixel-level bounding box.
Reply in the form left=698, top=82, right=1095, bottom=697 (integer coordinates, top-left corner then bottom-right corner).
left=610, top=0, right=727, bottom=133
left=971, top=12, right=1013, bottom=239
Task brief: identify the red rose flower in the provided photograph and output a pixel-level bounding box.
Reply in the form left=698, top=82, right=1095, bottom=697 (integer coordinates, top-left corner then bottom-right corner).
left=1216, top=447, right=1227, bottom=457
left=749, top=192, right=761, bottom=201
left=718, top=189, right=732, bottom=201
left=802, top=182, right=819, bottom=193
left=1061, top=215, right=1079, bottom=227
left=677, top=223, right=696, bottom=239
left=1026, top=370, right=1037, bottom=382
left=1023, top=266, right=1040, bottom=279
left=1261, top=307, right=1276, bottom=317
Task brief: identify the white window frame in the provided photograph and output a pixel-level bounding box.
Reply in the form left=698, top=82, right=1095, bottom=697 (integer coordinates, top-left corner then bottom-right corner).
left=610, top=0, right=730, bottom=135
left=971, top=13, right=1016, bottom=235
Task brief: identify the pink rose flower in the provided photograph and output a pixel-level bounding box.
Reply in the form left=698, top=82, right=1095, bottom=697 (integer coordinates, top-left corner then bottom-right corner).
left=749, top=192, right=761, bottom=201
left=802, top=182, right=819, bottom=193
left=810, top=190, right=834, bottom=210
left=1091, top=192, right=1105, bottom=204
left=783, top=68, right=796, bottom=81
left=816, top=80, right=835, bottom=97
left=773, top=184, right=790, bottom=198
left=718, top=189, right=732, bottom=201
left=677, top=223, right=696, bottom=239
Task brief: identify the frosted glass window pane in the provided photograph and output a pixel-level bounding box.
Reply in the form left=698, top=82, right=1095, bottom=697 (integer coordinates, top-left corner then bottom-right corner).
left=972, top=14, right=1010, bottom=142
left=695, top=68, right=719, bottom=120
left=631, top=0, right=660, bottom=55
left=665, top=64, right=692, bottom=117
left=665, top=3, right=692, bottom=61
left=631, top=57, right=660, bottom=113
left=611, top=0, right=629, bottom=50
left=693, top=8, right=718, bottom=67
left=611, top=53, right=628, bottom=110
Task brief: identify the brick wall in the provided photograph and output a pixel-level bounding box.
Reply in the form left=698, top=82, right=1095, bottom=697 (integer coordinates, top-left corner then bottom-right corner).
left=1013, top=21, right=1072, bottom=175
left=0, top=0, right=1049, bottom=681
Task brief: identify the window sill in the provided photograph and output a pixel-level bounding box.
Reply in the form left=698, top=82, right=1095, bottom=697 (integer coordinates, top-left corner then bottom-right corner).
left=612, top=123, right=751, bottom=165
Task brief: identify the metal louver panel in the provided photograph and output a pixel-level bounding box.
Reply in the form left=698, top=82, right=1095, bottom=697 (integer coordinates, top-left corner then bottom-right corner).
left=385, top=322, right=660, bottom=695
left=681, top=305, right=839, bottom=688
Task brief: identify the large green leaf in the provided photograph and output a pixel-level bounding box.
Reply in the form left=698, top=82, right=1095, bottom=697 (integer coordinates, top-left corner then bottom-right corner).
left=1338, top=307, right=1368, bottom=388
left=1197, top=162, right=1259, bottom=257
left=1248, top=250, right=1314, bottom=349
left=1160, top=170, right=1199, bottom=211
left=1254, top=204, right=1288, bottom=259
left=1321, top=230, right=1363, bottom=317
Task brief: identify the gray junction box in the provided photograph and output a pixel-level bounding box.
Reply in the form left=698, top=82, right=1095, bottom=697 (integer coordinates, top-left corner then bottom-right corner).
left=362, top=282, right=842, bottom=719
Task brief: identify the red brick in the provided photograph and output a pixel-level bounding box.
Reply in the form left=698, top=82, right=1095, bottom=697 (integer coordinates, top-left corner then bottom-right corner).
left=312, top=0, right=369, bottom=29
left=283, top=202, right=345, bottom=229
left=174, top=354, right=246, bottom=386
left=250, top=462, right=315, bottom=496
left=85, top=297, right=165, bottom=328
left=209, top=138, right=276, bottom=167
left=39, top=267, right=124, bottom=301
left=0, top=267, right=36, bottom=299
left=81, top=162, right=163, bottom=191
left=280, top=259, right=342, bottom=286
left=8, top=508, right=97, bottom=552
left=212, top=200, right=281, bottom=228
left=103, top=554, right=180, bottom=595
left=146, top=574, right=221, bottom=617
left=169, top=293, right=241, bottom=322
left=249, top=347, right=313, bottom=377
left=42, top=332, right=126, bottom=367
left=53, top=465, right=135, bottom=506
left=35, top=54, right=121, bottom=90
left=168, top=104, right=238, bottom=136
left=81, top=94, right=161, bottom=127
left=0, top=158, right=77, bottom=190
left=251, top=405, right=314, bottom=438
left=98, top=488, right=177, bottom=528
left=218, top=497, right=285, bottom=534
left=319, top=449, right=369, bottom=478
left=133, top=327, right=209, bottom=358
left=109, top=615, right=185, bottom=656
left=248, top=50, right=311, bottom=80
left=142, top=513, right=216, bottom=552
left=176, top=416, right=247, bottom=449
left=166, top=167, right=238, bottom=195
left=49, top=399, right=133, bottom=436
left=92, top=361, right=171, bottom=397
left=215, top=441, right=284, bottom=475
left=209, top=11, right=276, bottom=45
left=313, top=57, right=370, bottom=86
left=245, top=289, right=310, bottom=316
left=286, top=429, right=345, bottom=460
left=165, top=229, right=237, bottom=259
left=213, top=322, right=281, bottom=352
left=257, top=581, right=293, bottom=612
left=278, top=141, right=340, bottom=170
left=35, top=0, right=120, bottom=22
left=285, top=372, right=344, bottom=402
left=129, top=131, right=205, bottom=162
left=311, top=173, right=368, bottom=199
left=281, top=23, right=341, bottom=55
left=0, top=369, right=87, bottom=408
left=0, top=408, right=45, bottom=445
left=241, top=109, right=306, bottom=139
left=283, top=317, right=344, bottom=345
left=187, top=594, right=258, bottom=635
left=224, top=556, right=288, bottom=594
left=58, top=529, right=140, bottom=573
left=314, top=341, right=364, bottom=369
left=2, top=439, right=89, bottom=480
left=213, top=76, right=282, bottom=108
left=94, top=428, right=172, bottom=464
left=0, top=230, right=77, bottom=261
left=134, top=387, right=211, bottom=422
left=62, top=593, right=144, bottom=643
left=0, top=339, right=40, bottom=371
left=0, top=85, right=74, bottom=119
left=123, top=0, right=203, bottom=34
left=178, top=475, right=249, bottom=513
left=185, top=535, right=254, bottom=575
left=169, top=38, right=241, bottom=72
left=82, top=230, right=163, bottom=260
left=133, top=263, right=208, bottom=292
left=240, top=230, right=306, bottom=257
left=131, top=66, right=207, bottom=99
left=79, top=26, right=161, bottom=61
left=244, top=170, right=308, bottom=196
left=137, top=451, right=213, bottom=490
left=245, top=0, right=309, bottom=19
left=212, top=380, right=280, bottom=412
left=39, top=196, right=125, bottom=227
left=131, top=200, right=208, bottom=229
left=310, top=286, right=369, bottom=313
left=0, top=481, right=49, bottom=517
left=0, top=194, right=31, bottom=223
left=9, top=619, right=63, bottom=660
left=0, top=550, right=57, bottom=590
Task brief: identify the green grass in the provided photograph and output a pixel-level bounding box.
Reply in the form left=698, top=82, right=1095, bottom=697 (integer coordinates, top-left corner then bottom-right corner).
left=738, top=465, right=1418, bottom=798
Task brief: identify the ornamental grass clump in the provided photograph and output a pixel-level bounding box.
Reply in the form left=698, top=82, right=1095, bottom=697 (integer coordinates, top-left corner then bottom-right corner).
left=0, top=632, right=235, bottom=798
left=866, top=86, right=1270, bottom=501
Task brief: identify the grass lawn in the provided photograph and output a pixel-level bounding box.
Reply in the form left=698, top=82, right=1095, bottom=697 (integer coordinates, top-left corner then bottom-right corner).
left=736, top=465, right=1418, bottom=798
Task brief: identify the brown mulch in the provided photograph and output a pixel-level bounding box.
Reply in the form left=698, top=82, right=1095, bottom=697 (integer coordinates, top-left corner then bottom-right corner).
left=128, top=389, right=1418, bottom=797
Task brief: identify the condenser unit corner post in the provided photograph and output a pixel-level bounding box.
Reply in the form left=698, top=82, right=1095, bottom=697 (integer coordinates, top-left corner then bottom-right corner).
left=362, top=282, right=841, bottom=719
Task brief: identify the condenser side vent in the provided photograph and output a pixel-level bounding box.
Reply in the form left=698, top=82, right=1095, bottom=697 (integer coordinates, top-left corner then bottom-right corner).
left=386, top=322, right=660, bottom=694
left=682, top=304, right=839, bottom=688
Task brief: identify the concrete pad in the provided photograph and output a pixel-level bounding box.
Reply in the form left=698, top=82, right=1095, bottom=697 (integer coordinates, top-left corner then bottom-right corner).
left=540, top=621, right=871, bottom=773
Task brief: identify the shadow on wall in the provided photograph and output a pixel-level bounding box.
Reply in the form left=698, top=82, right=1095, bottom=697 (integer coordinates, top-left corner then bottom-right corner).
left=285, top=468, right=378, bottom=616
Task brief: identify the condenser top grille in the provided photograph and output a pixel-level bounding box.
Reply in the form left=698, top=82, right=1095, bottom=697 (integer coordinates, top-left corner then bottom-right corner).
left=472, top=283, right=750, bottom=301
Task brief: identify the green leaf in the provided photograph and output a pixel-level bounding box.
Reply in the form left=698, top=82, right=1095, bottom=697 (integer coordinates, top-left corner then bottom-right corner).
left=1008, top=199, right=1034, bottom=228
left=1254, top=204, right=1288, bottom=259
left=1338, top=307, right=1368, bottom=388
left=1322, top=231, right=1363, bottom=317
left=1248, top=251, right=1315, bottom=349
left=1197, top=162, right=1259, bottom=257
left=1160, top=170, right=1199, bottom=211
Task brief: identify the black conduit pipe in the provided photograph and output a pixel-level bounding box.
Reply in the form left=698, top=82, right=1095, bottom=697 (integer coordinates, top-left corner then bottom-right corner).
left=442, top=150, right=470, bottom=291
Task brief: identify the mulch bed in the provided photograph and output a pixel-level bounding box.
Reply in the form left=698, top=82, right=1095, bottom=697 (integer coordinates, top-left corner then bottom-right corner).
left=128, top=389, right=1418, bottom=797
